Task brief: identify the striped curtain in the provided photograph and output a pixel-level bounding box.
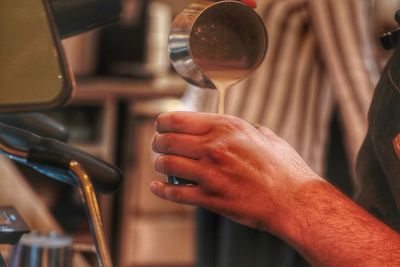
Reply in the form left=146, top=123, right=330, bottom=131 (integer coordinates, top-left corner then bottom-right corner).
left=182, top=0, right=378, bottom=181
left=179, top=1, right=380, bottom=267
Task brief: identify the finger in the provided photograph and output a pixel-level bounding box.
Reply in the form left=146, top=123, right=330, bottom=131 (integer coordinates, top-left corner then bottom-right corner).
left=155, top=155, right=207, bottom=184
left=240, top=0, right=257, bottom=8
left=156, top=111, right=218, bottom=135
left=152, top=133, right=204, bottom=159
left=150, top=181, right=205, bottom=206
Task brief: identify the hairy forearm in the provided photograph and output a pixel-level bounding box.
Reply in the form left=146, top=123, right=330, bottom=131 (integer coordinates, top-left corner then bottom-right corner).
left=277, top=179, right=400, bottom=267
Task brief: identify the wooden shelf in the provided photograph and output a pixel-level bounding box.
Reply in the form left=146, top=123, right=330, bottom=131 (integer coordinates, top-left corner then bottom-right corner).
left=72, top=76, right=186, bottom=102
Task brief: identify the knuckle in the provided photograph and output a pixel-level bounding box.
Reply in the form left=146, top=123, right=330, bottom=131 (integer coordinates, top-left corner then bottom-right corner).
left=227, top=116, right=246, bottom=129
left=171, top=112, right=189, bottom=126
left=204, top=139, right=229, bottom=162
left=218, top=115, right=246, bottom=132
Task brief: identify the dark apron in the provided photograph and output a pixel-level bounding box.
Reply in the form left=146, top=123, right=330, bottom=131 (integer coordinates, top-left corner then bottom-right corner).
left=355, top=37, right=400, bottom=231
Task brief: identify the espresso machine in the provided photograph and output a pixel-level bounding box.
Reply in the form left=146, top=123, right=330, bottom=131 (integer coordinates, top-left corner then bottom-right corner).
left=0, top=0, right=122, bottom=266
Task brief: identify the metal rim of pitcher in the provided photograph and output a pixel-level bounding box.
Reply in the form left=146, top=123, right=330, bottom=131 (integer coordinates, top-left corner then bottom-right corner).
left=168, top=0, right=268, bottom=90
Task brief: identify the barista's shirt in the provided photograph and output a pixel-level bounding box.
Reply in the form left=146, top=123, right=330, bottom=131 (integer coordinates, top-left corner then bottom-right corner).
left=355, top=40, right=400, bottom=231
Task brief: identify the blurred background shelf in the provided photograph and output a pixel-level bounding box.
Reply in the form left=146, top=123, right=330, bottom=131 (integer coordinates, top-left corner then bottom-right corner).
left=73, top=77, right=186, bottom=101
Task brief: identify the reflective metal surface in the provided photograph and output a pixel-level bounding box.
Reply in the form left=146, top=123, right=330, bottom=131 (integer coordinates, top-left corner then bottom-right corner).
left=9, top=232, right=73, bottom=267
left=0, top=125, right=113, bottom=267
left=69, top=161, right=113, bottom=267
left=50, top=0, right=122, bottom=38
left=0, top=0, right=74, bottom=113
left=168, top=0, right=268, bottom=89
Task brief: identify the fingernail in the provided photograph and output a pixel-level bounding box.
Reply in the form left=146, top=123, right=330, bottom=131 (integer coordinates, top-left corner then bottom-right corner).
left=154, top=155, right=162, bottom=172
left=151, top=134, right=159, bottom=152
left=154, top=119, right=158, bottom=130
left=150, top=182, right=158, bottom=193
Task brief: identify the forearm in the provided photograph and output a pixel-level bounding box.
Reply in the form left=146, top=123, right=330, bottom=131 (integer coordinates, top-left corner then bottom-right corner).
left=277, top=179, right=400, bottom=267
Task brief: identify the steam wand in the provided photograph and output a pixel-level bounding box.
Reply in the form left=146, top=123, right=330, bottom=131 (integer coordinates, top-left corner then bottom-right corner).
left=0, top=127, right=113, bottom=267
left=69, top=160, right=112, bottom=267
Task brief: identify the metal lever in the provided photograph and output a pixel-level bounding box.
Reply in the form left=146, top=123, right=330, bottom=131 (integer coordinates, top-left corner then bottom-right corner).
left=68, top=161, right=112, bottom=267
left=0, top=128, right=114, bottom=267
left=0, top=122, right=122, bottom=194
left=0, top=113, right=69, bottom=143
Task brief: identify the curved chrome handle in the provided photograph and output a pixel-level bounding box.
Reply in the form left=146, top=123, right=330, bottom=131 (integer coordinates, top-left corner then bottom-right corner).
left=0, top=122, right=119, bottom=266
left=0, top=122, right=122, bottom=194
left=69, top=161, right=113, bottom=267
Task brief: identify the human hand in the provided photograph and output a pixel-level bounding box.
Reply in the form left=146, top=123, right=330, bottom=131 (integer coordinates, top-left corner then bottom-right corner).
left=150, top=112, right=322, bottom=233
left=239, top=0, right=257, bottom=8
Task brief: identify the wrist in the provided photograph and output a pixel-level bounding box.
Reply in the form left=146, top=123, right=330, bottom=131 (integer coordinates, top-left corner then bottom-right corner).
left=266, top=176, right=329, bottom=245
